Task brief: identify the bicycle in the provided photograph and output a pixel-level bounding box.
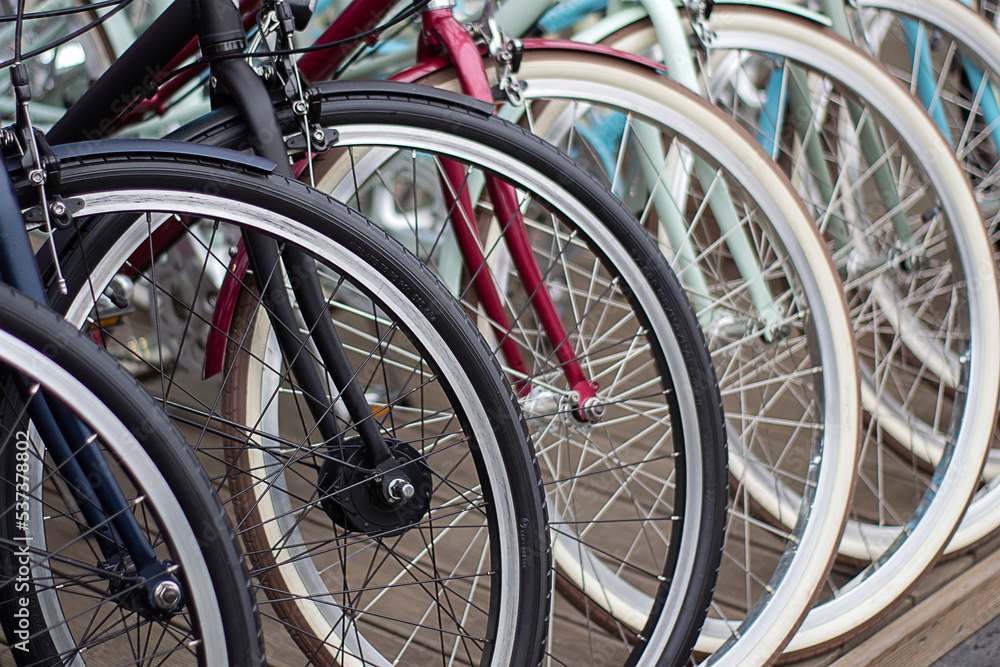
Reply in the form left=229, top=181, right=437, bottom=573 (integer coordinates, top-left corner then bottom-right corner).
left=208, top=0, right=995, bottom=659
left=0, top=117, right=265, bottom=663
left=0, top=282, right=266, bottom=666
left=314, top=0, right=1000, bottom=657
left=569, top=1, right=1000, bottom=656
left=0, top=5, right=565, bottom=664
left=521, top=0, right=1000, bottom=565
left=23, top=0, right=740, bottom=664
left=39, top=0, right=865, bottom=663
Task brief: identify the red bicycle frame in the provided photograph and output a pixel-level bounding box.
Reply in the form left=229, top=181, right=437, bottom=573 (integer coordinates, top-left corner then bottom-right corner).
left=115, top=0, right=616, bottom=417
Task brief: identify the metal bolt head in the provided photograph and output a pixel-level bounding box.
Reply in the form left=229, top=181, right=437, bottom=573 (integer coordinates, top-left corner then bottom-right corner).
left=580, top=396, right=606, bottom=423
left=293, top=100, right=308, bottom=115
left=151, top=580, right=182, bottom=610
left=28, top=169, right=44, bottom=185
left=388, top=478, right=415, bottom=501
left=49, top=200, right=66, bottom=216
left=312, top=129, right=325, bottom=142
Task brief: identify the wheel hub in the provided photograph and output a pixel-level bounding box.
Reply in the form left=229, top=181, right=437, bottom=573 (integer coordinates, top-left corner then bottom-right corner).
left=317, top=437, right=432, bottom=537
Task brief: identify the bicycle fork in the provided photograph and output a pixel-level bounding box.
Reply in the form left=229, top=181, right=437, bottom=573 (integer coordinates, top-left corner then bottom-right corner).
left=197, top=0, right=423, bottom=514
left=0, top=135, right=182, bottom=617
left=420, top=3, right=604, bottom=421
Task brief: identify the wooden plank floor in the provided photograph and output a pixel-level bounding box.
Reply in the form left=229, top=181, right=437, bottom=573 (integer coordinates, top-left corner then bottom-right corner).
left=782, top=532, right=1000, bottom=667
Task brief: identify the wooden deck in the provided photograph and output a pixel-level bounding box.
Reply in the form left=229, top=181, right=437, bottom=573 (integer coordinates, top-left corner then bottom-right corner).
left=783, top=532, right=1000, bottom=667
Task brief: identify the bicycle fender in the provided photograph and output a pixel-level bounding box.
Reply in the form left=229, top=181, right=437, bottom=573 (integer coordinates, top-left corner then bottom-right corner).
left=569, top=1, right=830, bottom=46
left=52, top=139, right=278, bottom=173
left=203, top=241, right=249, bottom=379
left=711, top=0, right=831, bottom=26
left=391, top=38, right=666, bottom=85
left=44, top=140, right=273, bottom=381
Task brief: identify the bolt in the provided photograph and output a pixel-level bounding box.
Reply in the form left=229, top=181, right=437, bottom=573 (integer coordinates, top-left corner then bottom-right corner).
left=49, top=200, right=66, bottom=217
left=312, top=129, right=325, bottom=142
left=28, top=169, right=44, bottom=185
left=151, top=580, right=182, bottom=610
left=293, top=100, right=308, bottom=115
left=388, top=478, right=415, bottom=501
left=579, top=396, right=606, bottom=423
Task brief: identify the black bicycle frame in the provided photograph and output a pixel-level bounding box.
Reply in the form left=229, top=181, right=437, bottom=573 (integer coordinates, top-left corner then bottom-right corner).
left=49, top=0, right=399, bottom=471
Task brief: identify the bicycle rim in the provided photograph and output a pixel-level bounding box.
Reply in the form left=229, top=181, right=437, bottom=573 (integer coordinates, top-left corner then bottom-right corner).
left=402, top=52, right=859, bottom=663
left=29, top=152, right=550, bottom=667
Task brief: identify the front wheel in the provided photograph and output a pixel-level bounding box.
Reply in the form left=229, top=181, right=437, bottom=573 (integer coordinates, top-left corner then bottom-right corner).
left=171, top=87, right=730, bottom=666
left=0, top=283, right=263, bottom=666
left=28, top=148, right=552, bottom=666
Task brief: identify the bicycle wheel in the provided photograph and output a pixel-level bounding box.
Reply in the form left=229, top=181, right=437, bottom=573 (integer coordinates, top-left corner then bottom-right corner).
left=0, top=283, right=263, bottom=666
left=611, top=5, right=1000, bottom=655
left=372, top=57, right=860, bottom=663
left=167, top=86, right=731, bottom=666
left=164, top=74, right=843, bottom=663
left=22, top=145, right=551, bottom=666
left=833, top=0, right=1000, bottom=557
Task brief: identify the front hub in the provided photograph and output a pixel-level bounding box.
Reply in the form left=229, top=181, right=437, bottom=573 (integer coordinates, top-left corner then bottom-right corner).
left=317, top=437, right=432, bottom=537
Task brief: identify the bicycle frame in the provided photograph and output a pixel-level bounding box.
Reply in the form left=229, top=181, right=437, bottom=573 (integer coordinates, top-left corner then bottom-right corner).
left=0, top=144, right=179, bottom=607
left=50, top=0, right=614, bottom=417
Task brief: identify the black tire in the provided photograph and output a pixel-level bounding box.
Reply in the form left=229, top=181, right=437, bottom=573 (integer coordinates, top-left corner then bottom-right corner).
left=0, top=283, right=263, bottom=666
left=19, top=148, right=551, bottom=666
left=169, top=84, right=729, bottom=667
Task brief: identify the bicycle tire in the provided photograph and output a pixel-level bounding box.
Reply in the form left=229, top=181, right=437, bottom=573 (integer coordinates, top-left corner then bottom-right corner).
left=608, top=5, right=1000, bottom=656
left=165, top=86, right=732, bottom=667
left=391, top=50, right=861, bottom=664
left=0, top=283, right=263, bottom=666
left=19, top=146, right=552, bottom=666
left=836, top=0, right=1000, bottom=558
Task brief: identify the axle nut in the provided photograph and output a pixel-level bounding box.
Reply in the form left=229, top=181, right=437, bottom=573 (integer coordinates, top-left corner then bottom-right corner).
left=152, top=580, right=182, bottom=610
